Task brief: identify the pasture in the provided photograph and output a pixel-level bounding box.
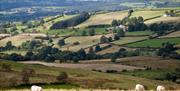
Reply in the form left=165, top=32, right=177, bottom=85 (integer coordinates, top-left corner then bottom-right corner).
left=46, top=28, right=108, bottom=36
left=76, top=11, right=128, bottom=28
left=125, top=37, right=180, bottom=48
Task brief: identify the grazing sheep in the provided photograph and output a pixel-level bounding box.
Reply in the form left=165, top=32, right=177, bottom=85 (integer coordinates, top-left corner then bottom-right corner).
left=157, top=85, right=166, bottom=91
left=31, top=85, right=42, bottom=91
left=135, top=84, right=145, bottom=91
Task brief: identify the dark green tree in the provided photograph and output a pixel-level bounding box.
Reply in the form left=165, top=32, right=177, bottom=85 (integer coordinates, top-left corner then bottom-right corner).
left=58, top=39, right=65, bottom=47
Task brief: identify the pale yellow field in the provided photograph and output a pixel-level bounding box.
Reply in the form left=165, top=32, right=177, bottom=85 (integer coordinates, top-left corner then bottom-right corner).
left=159, top=31, right=180, bottom=38
left=131, top=10, right=165, bottom=20
left=112, top=36, right=148, bottom=46
left=76, top=11, right=128, bottom=28
left=145, top=17, right=180, bottom=24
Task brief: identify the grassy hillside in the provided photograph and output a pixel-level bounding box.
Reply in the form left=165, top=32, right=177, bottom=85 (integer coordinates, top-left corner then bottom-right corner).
left=0, top=60, right=180, bottom=90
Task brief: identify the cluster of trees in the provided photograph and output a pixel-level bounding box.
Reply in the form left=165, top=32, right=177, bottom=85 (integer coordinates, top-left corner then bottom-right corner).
left=150, top=22, right=180, bottom=36
left=100, top=28, right=125, bottom=43
left=157, top=42, right=180, bottom=59
left=81, top=28, right=96, bottom=36
left=51, top=12, right=90, bottom=29
left=164, top=10, right=175, bottom=16
left=21, top=40, right=42, bottom=50
left=0, top=41, right=16, bottom=52
left=127, top=17, right=147, bottom=32
left=165, top=68, right=180, bottom=83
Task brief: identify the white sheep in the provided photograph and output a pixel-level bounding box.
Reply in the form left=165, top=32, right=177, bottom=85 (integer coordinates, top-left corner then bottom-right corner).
left=157, top=85, right=166, bottom=91
left=31, top=85, right=42, bottom=91
left=135, top=84, right=145, bottom=91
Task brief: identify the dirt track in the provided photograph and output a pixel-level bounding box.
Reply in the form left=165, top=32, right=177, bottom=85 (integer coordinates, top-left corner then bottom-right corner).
left=20, top=61, right=144, bottom=72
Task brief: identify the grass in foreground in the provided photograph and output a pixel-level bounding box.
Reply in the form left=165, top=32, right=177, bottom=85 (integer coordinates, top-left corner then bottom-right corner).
left=0, top=60, right=180, bottom=90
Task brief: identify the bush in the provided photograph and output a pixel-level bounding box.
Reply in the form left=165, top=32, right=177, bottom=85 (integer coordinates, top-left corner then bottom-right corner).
left=56, top=72, right=68, bottom=83
left=73, top=42, right=80, bottom=45
left=1, top=63, right=12, bottom=72
left=21, top=68, right=35, bottom=84
left=122, top=69, right=127, bottom=72
left=106, top=70, right=118, bottom=73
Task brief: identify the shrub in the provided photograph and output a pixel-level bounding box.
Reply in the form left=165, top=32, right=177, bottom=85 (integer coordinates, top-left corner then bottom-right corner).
left=122, top=69, right=127, bottom=72
left=21, top=68, right=35, bottom=84
left=1, top=63, right=12, bottom=72
left=56, top=72, right=68, bottom=83
left=106, top=70, right=118, bottom=73
left=73, top=42, right=80, bottom=45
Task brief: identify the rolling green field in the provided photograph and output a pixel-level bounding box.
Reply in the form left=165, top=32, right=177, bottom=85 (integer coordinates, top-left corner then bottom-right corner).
left=126, top=37, right=180, bottom=48
left=46, top=28, right=108, bottom=36
left=0, top=60, right=180, bottom=90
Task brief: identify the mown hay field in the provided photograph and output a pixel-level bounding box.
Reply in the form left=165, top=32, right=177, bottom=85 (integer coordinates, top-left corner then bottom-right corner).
left=145, top=17, right=180, bottom=24
left=76, top=11, right=128, bottom=28
left=130, top=10, right=165, bottom=20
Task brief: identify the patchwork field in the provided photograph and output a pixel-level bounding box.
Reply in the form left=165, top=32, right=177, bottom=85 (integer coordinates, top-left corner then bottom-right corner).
left=76, top=11, right=128, bottom=28
left=1, top=60, right=180, bottom=90
left=126, top=37, right=180, bottom=48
